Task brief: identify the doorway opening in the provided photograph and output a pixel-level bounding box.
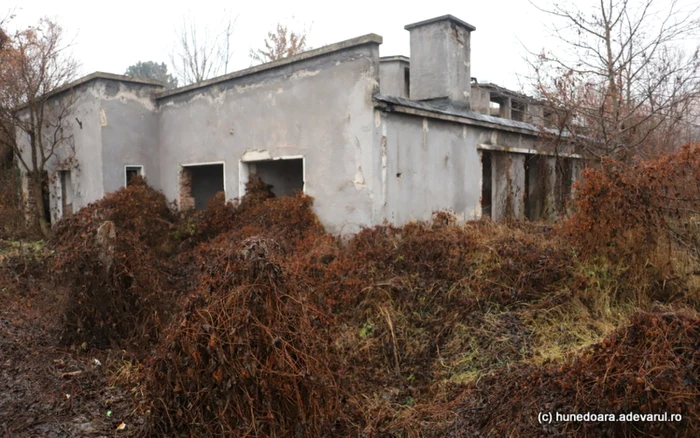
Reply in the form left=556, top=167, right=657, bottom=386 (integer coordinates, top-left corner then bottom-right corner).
left=59, top=170, right=73, bottom=218
left=179, top=162, right=225, bottom=210
left=524, top=155, right=548, bottom=221
left=480, top=150, right=492, bottom=218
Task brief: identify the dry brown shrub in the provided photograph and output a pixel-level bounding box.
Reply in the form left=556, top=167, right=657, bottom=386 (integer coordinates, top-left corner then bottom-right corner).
left=175, top=175, right=318, bottom=249
left=145, top=184, right=345, bottom=436
left=137, top=177, right=696, bottom=436
left=318, top=218, right=578, bottom=435
left=563, top=144, right=700, bottom=261
left=50, top=179, right=179, bottom=350
left=189, top=191, right=237, bottom=240
left=145, top=236, right=344, bottom=437
left=448, top=311, right=700, bottom=437
left=195, top=188, right=325, bottom=258
left=77, top=175, right=176, bottom=248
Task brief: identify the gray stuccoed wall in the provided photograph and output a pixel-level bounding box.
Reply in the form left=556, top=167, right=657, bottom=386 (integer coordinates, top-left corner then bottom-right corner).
left=156, top=36, right=382, bottom=235
left=98, top=79, right=163, bottom=194
left=371, top=107, right=572, bottom=224
left=14, top=74, right=166, bottom=223
left=374, top=112, right=484, bottom=224
left=13, top=15, right=585, bottom=232
left=16, top=82, right=104, bottom=222
left=379, top=58, right=410, bottom=98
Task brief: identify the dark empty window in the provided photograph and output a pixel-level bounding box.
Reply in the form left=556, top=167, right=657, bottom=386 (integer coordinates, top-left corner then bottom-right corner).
left=180, top=163, right=225, bottom=210
left=543, top=108, right=557, bottom=128
left=555, top=158, right=573, bottom=212
left=512, top=100, right=526, bottom=122
left=246, top=158, right=304, bottom=197
left=125, top=166, right=143, bottom=186
left=404, top=67, right=410, bottom=98
left=524, top=155, right=548, bottom=221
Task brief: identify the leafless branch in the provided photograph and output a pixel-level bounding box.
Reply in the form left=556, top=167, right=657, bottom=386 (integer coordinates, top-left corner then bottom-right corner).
left=529, top=0, right=700, bottom=161
left=169, top=12, right=238, bottom=86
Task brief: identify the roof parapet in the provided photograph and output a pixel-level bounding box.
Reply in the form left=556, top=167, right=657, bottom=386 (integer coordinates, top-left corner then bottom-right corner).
left=13, top=72, right=164, bottom=112
left=157, top=33, right=383, bottom=100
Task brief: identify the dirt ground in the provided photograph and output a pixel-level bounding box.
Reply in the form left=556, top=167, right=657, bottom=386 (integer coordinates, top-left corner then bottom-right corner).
left=0, top=279, right=145, bottom=437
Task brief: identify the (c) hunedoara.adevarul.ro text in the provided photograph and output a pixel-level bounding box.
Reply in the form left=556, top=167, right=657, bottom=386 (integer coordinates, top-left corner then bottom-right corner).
left=538, top=412, right=683, bottom=424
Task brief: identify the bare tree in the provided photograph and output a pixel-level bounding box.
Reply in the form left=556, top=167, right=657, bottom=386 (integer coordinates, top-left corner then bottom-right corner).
left=169, top=13, right=237, bottom=86
left=249, top=22, right=310, bottom=64
left=529, top=0, right=700, bottom=161
left=0, top=17, right=80, bottom=236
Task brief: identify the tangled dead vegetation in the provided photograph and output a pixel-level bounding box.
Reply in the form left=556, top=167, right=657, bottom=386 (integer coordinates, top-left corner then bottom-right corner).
left=0, top=167, right=32, bottom=239
left=564, top=144, right=700, bottom=262
left=50, top=177, right=179, bottom=351
left=448, top=311, right=699, bottom=437
left=146, top=236, right=343, bottom=437
left=25, top=149, right=698, bottom=436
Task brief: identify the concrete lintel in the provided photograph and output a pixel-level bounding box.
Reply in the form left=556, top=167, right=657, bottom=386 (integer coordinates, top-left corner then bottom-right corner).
left=404, top=15, right=476, bottom=32
left=157, top=33, right=383, bottom=100
left=241, top=152, right=304, bottom=162
left=477, top=143, right=582, bottom=159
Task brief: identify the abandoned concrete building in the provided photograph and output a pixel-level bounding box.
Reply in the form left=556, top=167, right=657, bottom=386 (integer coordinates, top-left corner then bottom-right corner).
left=18, top=14, right=582, bottom=235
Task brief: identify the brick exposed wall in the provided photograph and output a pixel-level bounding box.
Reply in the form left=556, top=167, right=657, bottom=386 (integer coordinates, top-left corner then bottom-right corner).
left=179, top=167, right=195, bottom=210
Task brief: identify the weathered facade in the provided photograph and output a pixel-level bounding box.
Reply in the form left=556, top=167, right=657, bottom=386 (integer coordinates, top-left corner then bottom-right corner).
left=18, top=14, right=581, bottom=235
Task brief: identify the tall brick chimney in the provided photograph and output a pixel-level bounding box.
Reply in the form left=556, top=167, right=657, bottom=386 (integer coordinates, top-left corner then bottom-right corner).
left=405, top=15, right=476, bottom=109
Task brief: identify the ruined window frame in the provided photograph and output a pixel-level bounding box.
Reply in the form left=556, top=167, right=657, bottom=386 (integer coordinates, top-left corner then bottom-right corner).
left=124, top=165, right=145, bottom=187
left=238, top=155, right=305, bottom=198
left=58, top=169, right=73, bottom=219
left=178, top=161, right=227, bottom=211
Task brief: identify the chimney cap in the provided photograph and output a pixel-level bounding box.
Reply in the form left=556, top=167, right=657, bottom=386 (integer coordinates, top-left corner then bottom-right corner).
left=404, top=15, right=476, bottom=32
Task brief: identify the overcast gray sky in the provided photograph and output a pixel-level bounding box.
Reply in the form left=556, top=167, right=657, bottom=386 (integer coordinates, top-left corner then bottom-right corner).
left=7, top=0, right=699, bottom=92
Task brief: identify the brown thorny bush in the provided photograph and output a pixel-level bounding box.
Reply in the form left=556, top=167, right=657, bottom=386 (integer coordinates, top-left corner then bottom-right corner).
left=563, top=144, right=700, bottom=261
left=146, top=178, right=340, bottom=437
left=448, top=312, right=699, bottom=437
left=147, top=237, right=343, bottom=437
left=321, top=220, right=578, bottom=435
left=145, top=210, right=582, bottom=437
left=46, top=155, right=698, bottom=435
left=143, top=157, right=698, bottom=437
left=50, top=176, right=179, bottom=351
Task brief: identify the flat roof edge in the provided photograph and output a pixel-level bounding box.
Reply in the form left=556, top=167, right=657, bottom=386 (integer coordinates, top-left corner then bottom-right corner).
left=373, top=93, right=539, bottom=133
left=380, top=55, right=410, bottom=63
left=405, top=15, right=476, bottom=31
left=14, top=72, right=164, bottom=111
left=157, top=33, right=383, bottom=100
left=52, top=72, right=165, bottom=95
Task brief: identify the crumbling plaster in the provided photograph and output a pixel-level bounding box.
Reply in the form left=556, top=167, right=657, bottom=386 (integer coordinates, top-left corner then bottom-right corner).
left=157, top=40, right=382, bottom=235
left=374, top=112, right=483, bottom=224
left=16, top=83, right=104, bottom=223
left=97, top=79, right=163, bottom=196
